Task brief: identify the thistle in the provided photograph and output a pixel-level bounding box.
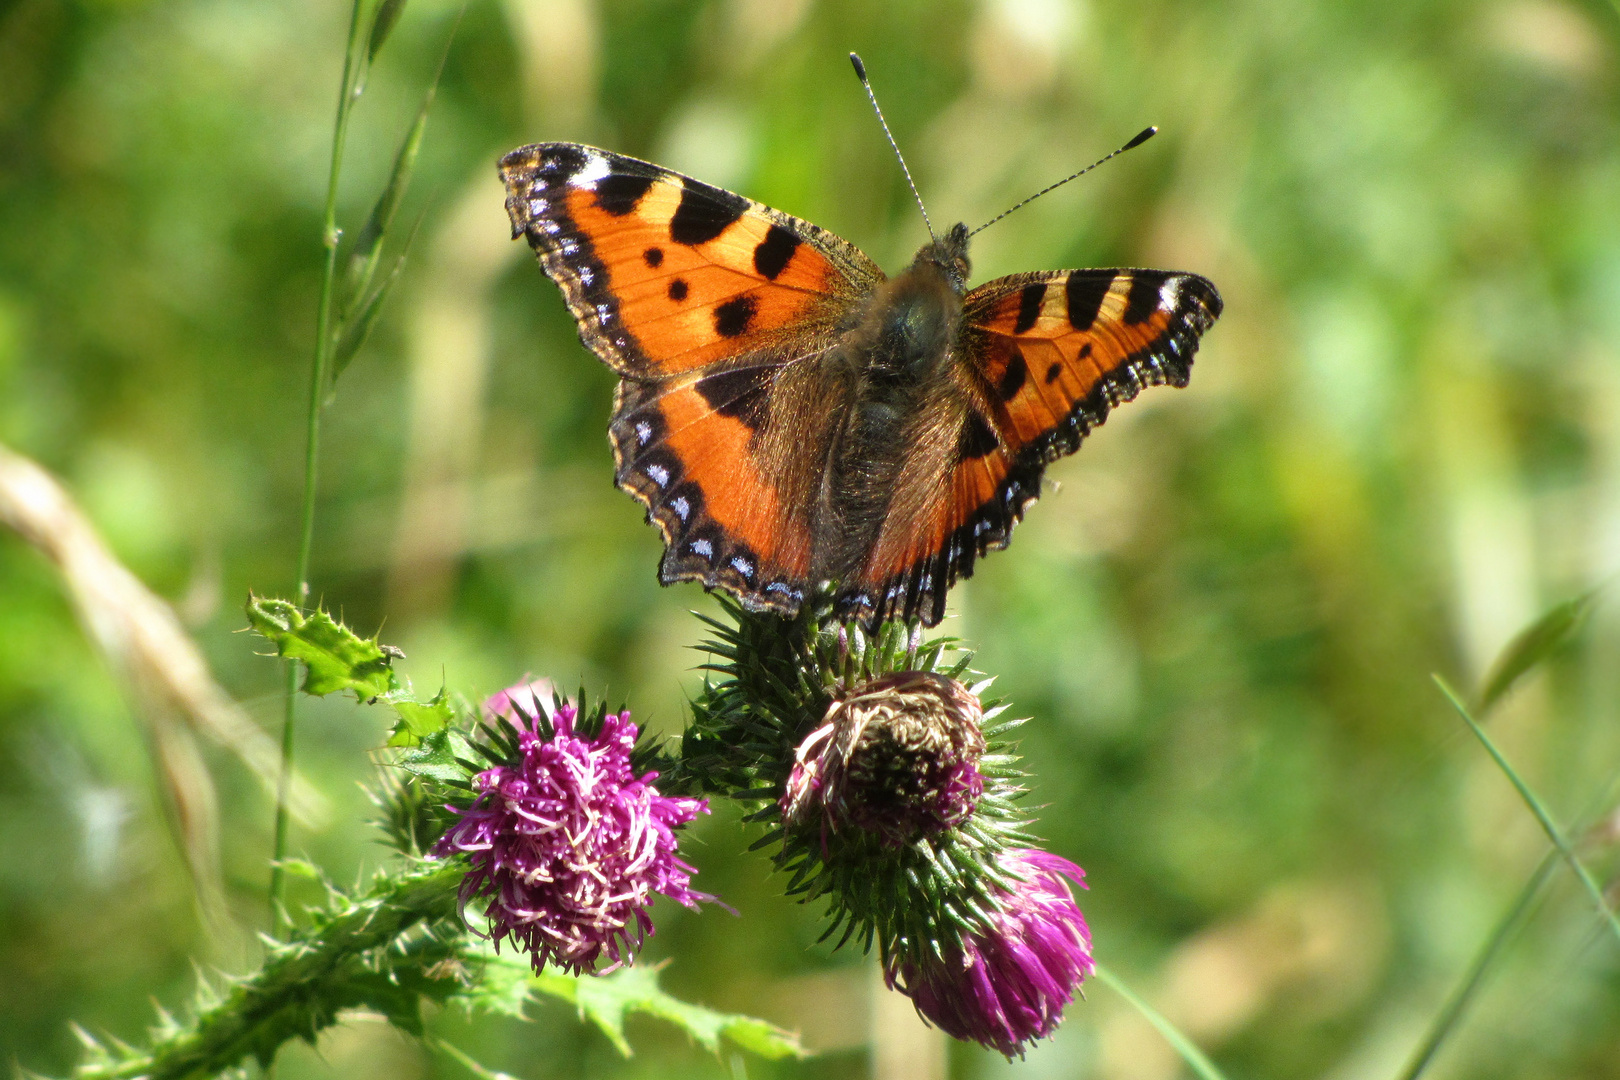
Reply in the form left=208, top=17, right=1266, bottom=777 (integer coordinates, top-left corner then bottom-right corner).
left=652, top=594, right=1095, bottom=1053
left=780, top=669, right=987, bottom=845
left=434, top=681, right=712, bottom=975
left=885, top=849, right=1094, bottom=1057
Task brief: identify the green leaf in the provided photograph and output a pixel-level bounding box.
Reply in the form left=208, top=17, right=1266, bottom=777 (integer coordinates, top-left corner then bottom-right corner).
left=395, top=727, right=478, bottom=784
left=367, top=0, right=408, bottom=61
left=461, top=951, right=805, bottom=1061
left=385, top=685, right=455, bottom=746
left=1476, top=588, right=1599, bottom=714
left=246, top=595, right=398, bottom=700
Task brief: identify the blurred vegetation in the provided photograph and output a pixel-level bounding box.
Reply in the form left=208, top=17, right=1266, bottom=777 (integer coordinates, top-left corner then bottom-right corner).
left=3, top=0, right=1620, bottom=1077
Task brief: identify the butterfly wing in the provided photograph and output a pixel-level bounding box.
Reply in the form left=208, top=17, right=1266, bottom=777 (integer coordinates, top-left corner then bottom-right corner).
left=501, top=143, right=882, bottom=615
left=501, top=143, right=881, bottom=377
left=848, top=267, right=1222, bottom=626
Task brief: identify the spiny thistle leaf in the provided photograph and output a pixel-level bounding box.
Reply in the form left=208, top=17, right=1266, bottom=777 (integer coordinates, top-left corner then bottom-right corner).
left=1476, top=588, right=1600, bottom=714
left=245, top=595, right=452, bottom=743
left=387, top=686, right=456, bottom=746
left=394, top=726, right=480, bottom=784
left=461, top=949, right=805, bottom=1060
left=246, top=596, right=396, bottom=699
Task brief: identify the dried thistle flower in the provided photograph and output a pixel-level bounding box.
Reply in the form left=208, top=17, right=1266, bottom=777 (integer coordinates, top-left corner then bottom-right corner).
left=781, top=670, right=986, bottom=845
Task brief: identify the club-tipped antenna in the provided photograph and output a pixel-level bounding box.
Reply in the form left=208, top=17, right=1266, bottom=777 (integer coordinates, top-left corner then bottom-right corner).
left=850, top=52, right=935, bottom=243
left=969, top=126, right=1157, bottom=238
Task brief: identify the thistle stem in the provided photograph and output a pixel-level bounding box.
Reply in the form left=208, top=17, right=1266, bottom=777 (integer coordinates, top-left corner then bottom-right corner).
left=270, top=0, right=370, bottom=934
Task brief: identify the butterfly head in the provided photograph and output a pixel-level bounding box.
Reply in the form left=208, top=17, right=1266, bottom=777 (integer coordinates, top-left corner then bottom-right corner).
left=913, top=222, right=971, bottom=294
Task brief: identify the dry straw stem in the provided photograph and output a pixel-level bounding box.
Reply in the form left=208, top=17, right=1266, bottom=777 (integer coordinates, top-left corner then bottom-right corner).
left=0, top=444, right=328, bottom=891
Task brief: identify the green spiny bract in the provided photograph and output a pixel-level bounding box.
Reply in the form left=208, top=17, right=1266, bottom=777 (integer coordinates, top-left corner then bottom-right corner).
left=660, top=595, right=1039, bottom=973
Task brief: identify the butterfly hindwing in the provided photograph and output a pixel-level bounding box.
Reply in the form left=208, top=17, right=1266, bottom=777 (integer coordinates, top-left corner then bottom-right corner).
left=500, top=143, right=882, bottom=378
left=848, top=267, right=1222, bottom=625
left=609, top=359, right=844, bottom=615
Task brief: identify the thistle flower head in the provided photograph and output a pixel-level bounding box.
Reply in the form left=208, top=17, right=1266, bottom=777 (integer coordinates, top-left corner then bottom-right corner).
left=434, top=681, right=711, bottom=975
left=885, top=849, right=1093, bottom=1057
left=780, top=670, right=985, bottom=845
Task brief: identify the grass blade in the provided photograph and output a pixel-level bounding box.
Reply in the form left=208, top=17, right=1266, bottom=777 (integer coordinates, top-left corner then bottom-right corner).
left=1092, top=962, right=1228, bottom=1080
left=1475, top=589, right=1598, bottom=714
left=1434, top=675, right=1620, bottom=946
left=368, top=0, right=408, bottom=61
left=333, top=12, right=459, bottom=384
left=332, top=240, right=411, bottom=377
left=337, top=102, right=428, bottom=336
left=1395, top=851, right=1558, bottom=1080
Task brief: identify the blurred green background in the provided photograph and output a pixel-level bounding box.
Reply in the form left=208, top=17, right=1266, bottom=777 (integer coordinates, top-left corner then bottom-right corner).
left=3, top=0, right=1620, bottom=1076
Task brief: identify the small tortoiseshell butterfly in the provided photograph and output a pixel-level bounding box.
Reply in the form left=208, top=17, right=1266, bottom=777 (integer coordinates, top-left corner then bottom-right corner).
left=501, top=62, right=1221, bottom=628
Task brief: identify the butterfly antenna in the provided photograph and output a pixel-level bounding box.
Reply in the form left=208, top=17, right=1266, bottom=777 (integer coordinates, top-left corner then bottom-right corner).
left=849, top=52, right=936, bottom=243
left=969, top=126, right=1158, bottom=238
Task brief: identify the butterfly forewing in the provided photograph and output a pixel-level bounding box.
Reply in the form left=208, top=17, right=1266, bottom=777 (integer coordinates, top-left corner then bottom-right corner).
left=962, top=268, right=1221, bottom=460
left=501, top=143, right=880, bottom=377
left=847, top=267, right=1222, bottom=625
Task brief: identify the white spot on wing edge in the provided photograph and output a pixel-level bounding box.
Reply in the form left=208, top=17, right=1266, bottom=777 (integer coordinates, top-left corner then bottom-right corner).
left=569, top=151, right=612, bottom=190
left=1159, top=275, right=1184, bottom=310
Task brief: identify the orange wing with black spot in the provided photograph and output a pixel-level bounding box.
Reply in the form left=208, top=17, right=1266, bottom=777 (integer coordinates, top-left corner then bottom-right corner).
left=849, top=268, right=1222, bottom=626
left=500, top=143, right=881, bottom=615
left=500, top=143, right=880, bottom=378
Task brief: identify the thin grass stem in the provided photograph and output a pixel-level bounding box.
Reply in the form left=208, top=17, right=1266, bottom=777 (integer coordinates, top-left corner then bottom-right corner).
left=270, top=0, right=371, bottom=933
left=1433, top=675, right=1620, bottom=947
left=1395, top=851, right=1558, bottom=1080
left=1395, top=759, right=1620, bottom=1079
left=1092, top=961, right=1228, bottom=1080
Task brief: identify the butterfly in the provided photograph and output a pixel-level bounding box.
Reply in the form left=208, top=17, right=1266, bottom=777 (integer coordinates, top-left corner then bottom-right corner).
left=500, top=134, right=1220, bottom=628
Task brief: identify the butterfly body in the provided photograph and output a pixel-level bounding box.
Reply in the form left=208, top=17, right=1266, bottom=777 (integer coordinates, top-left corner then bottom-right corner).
left=502, top=143, right=1221, bottom=627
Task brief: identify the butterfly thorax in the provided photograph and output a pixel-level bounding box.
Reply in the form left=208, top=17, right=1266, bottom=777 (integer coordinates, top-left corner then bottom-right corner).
left=814, top=224, right=975, bottom=584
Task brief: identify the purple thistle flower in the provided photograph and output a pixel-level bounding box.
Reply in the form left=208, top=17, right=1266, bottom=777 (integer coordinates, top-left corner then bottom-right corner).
left=781, top=671, right=985, bottom=846
left=886, top=849, right=1094, bottom=1057
left=434, top=681, right=711, bottom=975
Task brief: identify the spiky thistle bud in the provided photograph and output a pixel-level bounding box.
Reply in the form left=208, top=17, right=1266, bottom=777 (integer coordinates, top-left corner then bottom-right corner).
left=781, top=670, right=985, bottom=845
